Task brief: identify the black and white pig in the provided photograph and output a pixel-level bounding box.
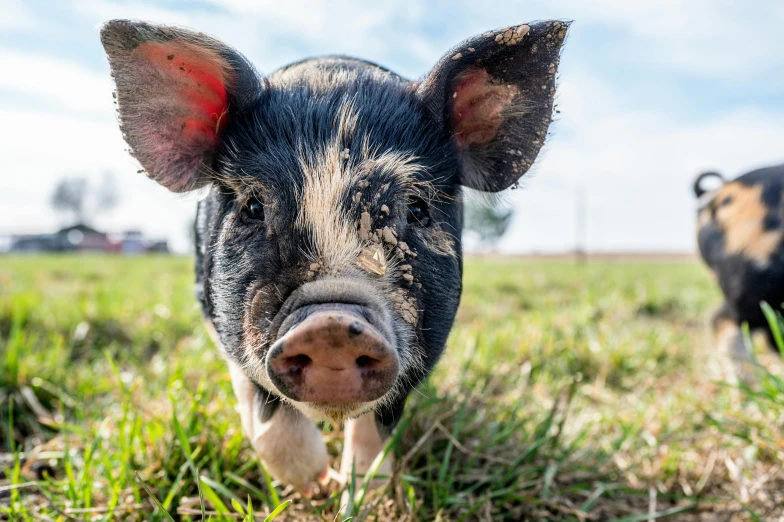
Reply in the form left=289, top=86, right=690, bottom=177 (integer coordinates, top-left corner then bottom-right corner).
left=694, top=165, right=784, bottom=379
left=100, top=19, right=568, bottom=493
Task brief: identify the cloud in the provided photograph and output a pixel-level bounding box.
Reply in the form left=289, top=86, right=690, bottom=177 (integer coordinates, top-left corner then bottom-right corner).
left=0, top=48, right=112, bottom=115
left=549, top=0, right=784, bottom=81
left=0, top=0, right=43, bottom=31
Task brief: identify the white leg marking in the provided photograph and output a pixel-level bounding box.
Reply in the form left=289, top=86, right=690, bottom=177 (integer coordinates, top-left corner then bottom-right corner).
left=716, top=320, right=756, bottom=384
left=227, top=358, right=328, bottom=493
left=340, top=412, right=393, bottom=490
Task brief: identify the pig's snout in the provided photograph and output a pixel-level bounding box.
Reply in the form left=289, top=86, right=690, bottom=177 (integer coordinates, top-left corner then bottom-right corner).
left=266, top=305, right=399, bottom=405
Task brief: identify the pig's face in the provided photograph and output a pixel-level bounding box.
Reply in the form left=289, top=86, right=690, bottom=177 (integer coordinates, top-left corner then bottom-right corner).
left=198, top=70, right=462, bottom=422
left=101, top=20, right=568, bottom=423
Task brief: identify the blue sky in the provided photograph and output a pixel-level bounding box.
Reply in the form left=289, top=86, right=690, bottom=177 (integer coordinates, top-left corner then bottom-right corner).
left=2, top=0, right=784, bottom=252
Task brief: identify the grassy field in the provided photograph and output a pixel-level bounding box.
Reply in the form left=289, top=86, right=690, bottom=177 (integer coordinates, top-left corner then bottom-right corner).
left=1, top=255, right=782, bottom=521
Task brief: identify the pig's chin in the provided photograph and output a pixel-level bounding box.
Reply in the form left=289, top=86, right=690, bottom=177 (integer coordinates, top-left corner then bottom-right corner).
left=288, top=399, right=381, bottom=425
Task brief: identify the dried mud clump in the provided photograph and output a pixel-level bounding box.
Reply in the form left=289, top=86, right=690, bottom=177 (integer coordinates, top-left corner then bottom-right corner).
left=358, top=211, right=373, bottom=241
left=495, top=24, right=529, bottom=45
left=390, top=288, right=418, bottom=325
left=306, top=261, right=323, bottom=279
left=382, top=226, right=398, bottom=246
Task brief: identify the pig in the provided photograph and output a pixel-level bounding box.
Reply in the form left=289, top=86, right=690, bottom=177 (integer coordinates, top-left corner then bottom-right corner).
left=100, top=19, right=568, bottom=494
left=694, top=165, right=784, bottom=379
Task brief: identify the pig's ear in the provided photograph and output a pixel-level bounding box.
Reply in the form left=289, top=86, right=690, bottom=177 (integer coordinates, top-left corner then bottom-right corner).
left=416, top=21, right=569, bottom=192
left=100, top=20, right=261, bottom=192
left=693, top=171, right=725, bottom=198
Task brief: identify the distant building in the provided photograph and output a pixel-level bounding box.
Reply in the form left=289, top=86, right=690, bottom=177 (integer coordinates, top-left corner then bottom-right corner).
left=119, top=230, right=145, bottom=255
left=63, top=223, right=112, bottom=252
left=146, top=240, right=170, bottom=253
left=8, top=224, right=169, bottom=254
left=9, top=233, right=67, bottom=253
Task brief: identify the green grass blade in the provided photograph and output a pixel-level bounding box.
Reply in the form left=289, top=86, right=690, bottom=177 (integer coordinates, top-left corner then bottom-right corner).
left=264, top=499, right=292, bottom=521
left=197, top=477, right=230, bottom=514
left=258, top=460, right=280, bottom=508
left=225, top=471, right=270, bottom=505
left=200, top=474, right=245, bottom=508
left=231, top=497, right=246, bottom=516
left=761, top=301, right=784, bottom=355
left=170, top=396, right=206, bottom=520
left=136, top=472, right=177, bottom=522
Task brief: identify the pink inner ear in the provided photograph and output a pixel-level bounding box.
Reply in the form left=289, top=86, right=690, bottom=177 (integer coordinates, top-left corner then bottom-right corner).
left=134, top=40, right=231, bottom=144
left=451, top=69, right=516, bottom=148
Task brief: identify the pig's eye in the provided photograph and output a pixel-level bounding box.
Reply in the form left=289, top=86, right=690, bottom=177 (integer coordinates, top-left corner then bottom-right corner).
left=243, top=197, right=265, bottom=222
left=407, top=198, right=430, bottom=227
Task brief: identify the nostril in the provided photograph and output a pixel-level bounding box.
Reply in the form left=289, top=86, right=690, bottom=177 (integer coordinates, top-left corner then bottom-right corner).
left=284, top=354, right=312, bottom=373
left=355, top=355, right=378, bottom=369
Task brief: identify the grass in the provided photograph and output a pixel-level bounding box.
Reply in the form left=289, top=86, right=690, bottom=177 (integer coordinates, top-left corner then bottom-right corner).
left=1, top=255, right=782, bottom=521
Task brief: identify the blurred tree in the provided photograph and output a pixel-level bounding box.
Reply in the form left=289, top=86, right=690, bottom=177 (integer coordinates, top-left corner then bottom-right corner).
left=51, top=177, right=88, bottom=225
left=464, top=200, right=515, bottom=251
left=50, top=174, right=120, bottom=227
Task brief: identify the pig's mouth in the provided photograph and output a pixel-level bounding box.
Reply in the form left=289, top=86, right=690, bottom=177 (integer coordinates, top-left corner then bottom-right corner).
left=252, top=278, right=402, bottom=421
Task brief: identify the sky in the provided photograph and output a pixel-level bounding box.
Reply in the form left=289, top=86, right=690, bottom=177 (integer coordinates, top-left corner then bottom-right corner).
left=2, top=0, right=784, bottom=253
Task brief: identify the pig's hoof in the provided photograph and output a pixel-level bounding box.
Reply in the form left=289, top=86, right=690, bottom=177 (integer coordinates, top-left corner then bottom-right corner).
left=297, top=465, right=334, bottom=498
left=299, top=482, right=315, bottom=498
left=317, top=465, right=334, bottom=486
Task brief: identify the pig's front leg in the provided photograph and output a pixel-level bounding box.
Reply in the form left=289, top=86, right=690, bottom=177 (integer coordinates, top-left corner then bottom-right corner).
left=339, top=395, right=407, bottom=501
left=713, top=306, right=756, bottom=383
left=227, top=359, right=328, bottom=494
left=340, top=412, right=393, bottom=489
